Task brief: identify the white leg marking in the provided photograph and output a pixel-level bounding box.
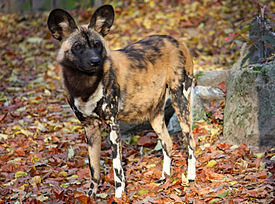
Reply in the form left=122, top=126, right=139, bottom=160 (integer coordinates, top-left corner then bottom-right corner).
left=187, top=145, right=196, bottom=181
left=183, top=83, right=191, bottom=99
left=115, top=180, right=125, bottom=198
left=161, top=149, right=172, bottom=180
left=110, top=128, right=125, bottom=198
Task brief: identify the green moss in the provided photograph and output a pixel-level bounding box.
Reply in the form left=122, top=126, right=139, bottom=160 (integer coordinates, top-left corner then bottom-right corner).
left=247, top=133, right=253, bottom=138
left=261, top=69, right=269, bottom=83
left=237, top=119, right=245, bottom=127
left=252, top=66, right=263, bottom=71
left=195, top=71, right=205, bottom=81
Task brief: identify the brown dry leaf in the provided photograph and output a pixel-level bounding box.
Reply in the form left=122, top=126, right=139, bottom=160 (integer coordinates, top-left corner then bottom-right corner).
left=137, top=132, right=157, bottom=147
left=256, top=170, right=267, bottom=179
left=204, top=168, right=225, bottom=180
left=14, top=147, right=26, bottom=157
left=77, top=168, right=90, bottom=180
left=170, top=193, right=183, bottom=202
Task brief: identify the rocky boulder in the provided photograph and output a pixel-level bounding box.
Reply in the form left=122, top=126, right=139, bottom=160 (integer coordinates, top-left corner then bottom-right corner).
left=223, top=60, right=275, bottom=150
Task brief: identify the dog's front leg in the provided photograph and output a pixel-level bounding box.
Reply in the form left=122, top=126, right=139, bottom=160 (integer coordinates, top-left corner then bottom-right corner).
left=109, top=121, right=125, bottom=198
left=84, top=120, right=102, bottom=198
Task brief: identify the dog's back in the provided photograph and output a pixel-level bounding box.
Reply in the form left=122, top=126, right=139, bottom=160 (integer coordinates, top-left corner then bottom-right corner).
left=107, top=35, right=193, bottom=123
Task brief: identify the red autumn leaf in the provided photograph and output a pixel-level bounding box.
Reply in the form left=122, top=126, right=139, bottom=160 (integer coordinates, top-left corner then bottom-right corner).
left=244, top=174, right=256, bottom=181
left=256, top=170, right=267, bottom=179
left=14, top=147, right=26, bottom=157
left=0, top=113, right=7, bottom=121
left=216, top=143, right=232, bottom=151
left=137, top=132, right=157, bottom=147
left=217, top=81, right=227, bottom=93
left=75, top=195, right=96, bottom=204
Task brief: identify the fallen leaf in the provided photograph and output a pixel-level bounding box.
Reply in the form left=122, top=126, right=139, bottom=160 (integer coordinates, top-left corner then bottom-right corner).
left=15, top=171, right=27, bottom=179
left=206, top=160, right=217, bottom=168
left=217, top=190, right=228, bottom=198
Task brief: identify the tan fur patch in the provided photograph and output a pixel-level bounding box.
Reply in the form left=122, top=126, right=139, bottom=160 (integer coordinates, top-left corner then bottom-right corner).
left=105, top=36, right=193, bottom=123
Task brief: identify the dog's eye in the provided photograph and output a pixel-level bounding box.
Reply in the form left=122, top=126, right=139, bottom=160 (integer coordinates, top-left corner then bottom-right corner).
left=94, top=42, right=101, bottom=49
left=74, top=43, right=82, bottom=50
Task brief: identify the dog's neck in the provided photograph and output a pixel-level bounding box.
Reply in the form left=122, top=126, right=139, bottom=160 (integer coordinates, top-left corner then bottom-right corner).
left=62, top=66, right=103, bottom=101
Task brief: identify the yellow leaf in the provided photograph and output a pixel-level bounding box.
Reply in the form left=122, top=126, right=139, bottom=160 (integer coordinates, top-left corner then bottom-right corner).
left=143, top=17, right=151, bottom=29
left=206, top=160, right=217, bottom=168
left=37, top=195, right=48, bottom=202
left=17, top=129, right=33, bottom=137
left=182, top=173, right=189, bottom=186
left=15, top=171, right=27, bottom=179
left=18, top=184, right=28, bottom=191
left=31, top=155, right=40, bottom=163
left=230, top=181, right=238, bottom=185
left=66, top=175, right=79, bottom=180
left=30, top=176, right=41, bottom=188
left=59, top=171, right=68, bottom=177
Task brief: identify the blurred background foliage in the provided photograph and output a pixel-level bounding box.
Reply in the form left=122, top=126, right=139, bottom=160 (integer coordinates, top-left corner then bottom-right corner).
left=0, top=0, right=274, bottom=71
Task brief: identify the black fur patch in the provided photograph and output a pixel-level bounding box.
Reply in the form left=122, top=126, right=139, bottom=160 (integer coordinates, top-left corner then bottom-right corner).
left=114, top=168, right=123, bottom=181
left=67, top=97, right=86, bottom=122
left=89, top=182, right=94, bottom=190
left=118, top=35, right=166, bottom=69
left=63, top=66, right=103, bottom=101
left=171, top=86, right=187, bottom=118
left=160, top=35, right=179, bottom=48
left=115, top=181, right=122, bottom=188
left=111, top=142, right=118, bottom=159
left=184, top=74, right=193, bottom=91
left=104, top=65, right=119, bottom=97
left=90, top=166, right=95, bottom=178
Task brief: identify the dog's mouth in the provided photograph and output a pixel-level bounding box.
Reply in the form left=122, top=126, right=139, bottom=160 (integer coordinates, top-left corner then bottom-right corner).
left=78, top=62, right=102, bottom=74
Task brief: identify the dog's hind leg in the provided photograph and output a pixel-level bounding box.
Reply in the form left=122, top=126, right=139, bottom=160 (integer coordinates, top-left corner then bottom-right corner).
left=150, top=110, right=173, bottom=180
left=170, top=75, right=196, bottom=181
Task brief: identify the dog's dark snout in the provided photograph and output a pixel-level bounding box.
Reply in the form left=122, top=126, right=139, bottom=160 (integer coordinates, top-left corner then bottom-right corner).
left=90, top=56, right=100, bottom=65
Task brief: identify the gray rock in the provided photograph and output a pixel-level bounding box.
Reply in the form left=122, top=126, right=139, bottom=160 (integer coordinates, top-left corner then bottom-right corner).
left=191, top=85, right=226, bottom=122
left=223, top=60, right=275, bottom=150
left=195, top=86, right=225, bottom=100
left=167, top=112, right=181, bottom=133
left=195, top=70, right=230, bottom=87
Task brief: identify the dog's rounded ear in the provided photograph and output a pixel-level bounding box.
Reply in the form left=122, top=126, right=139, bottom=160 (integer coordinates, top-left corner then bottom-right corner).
left=88, top=5, right=114, bottom=37
left=47, top=9, right=77, bottom=41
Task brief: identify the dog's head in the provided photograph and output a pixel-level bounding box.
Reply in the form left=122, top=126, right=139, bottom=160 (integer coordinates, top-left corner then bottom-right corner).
left=47, top=5, right=114, bottom=74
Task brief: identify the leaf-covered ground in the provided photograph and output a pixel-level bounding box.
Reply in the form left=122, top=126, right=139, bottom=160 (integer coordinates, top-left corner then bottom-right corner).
left=0, top=0, right=274, bottom=203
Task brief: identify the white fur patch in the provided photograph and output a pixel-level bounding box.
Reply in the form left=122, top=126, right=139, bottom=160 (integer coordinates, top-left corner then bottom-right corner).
left=74, top=81, right=103, bottom=117
left=161, top=149, right=171, bottom=179
left=110, top=127, right=125, bottom=198
left=102, top=102, right=107, bottom=112
left=187, top=146, right=196, bottom=181
left=59, top=22, right=69, bottom=29
left=183, top=82, right=191, bottom=99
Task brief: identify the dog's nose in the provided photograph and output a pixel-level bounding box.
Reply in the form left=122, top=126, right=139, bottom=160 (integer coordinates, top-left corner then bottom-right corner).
left=90, top=57, right=100, bottom=65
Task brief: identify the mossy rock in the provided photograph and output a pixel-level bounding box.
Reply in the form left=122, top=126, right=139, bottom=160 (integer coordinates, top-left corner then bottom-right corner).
left=223, top=60, right=275, bottom=150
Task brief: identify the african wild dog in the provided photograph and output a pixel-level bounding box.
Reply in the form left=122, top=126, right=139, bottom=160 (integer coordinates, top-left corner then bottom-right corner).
left=47, top=5, right=196, bottom=198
